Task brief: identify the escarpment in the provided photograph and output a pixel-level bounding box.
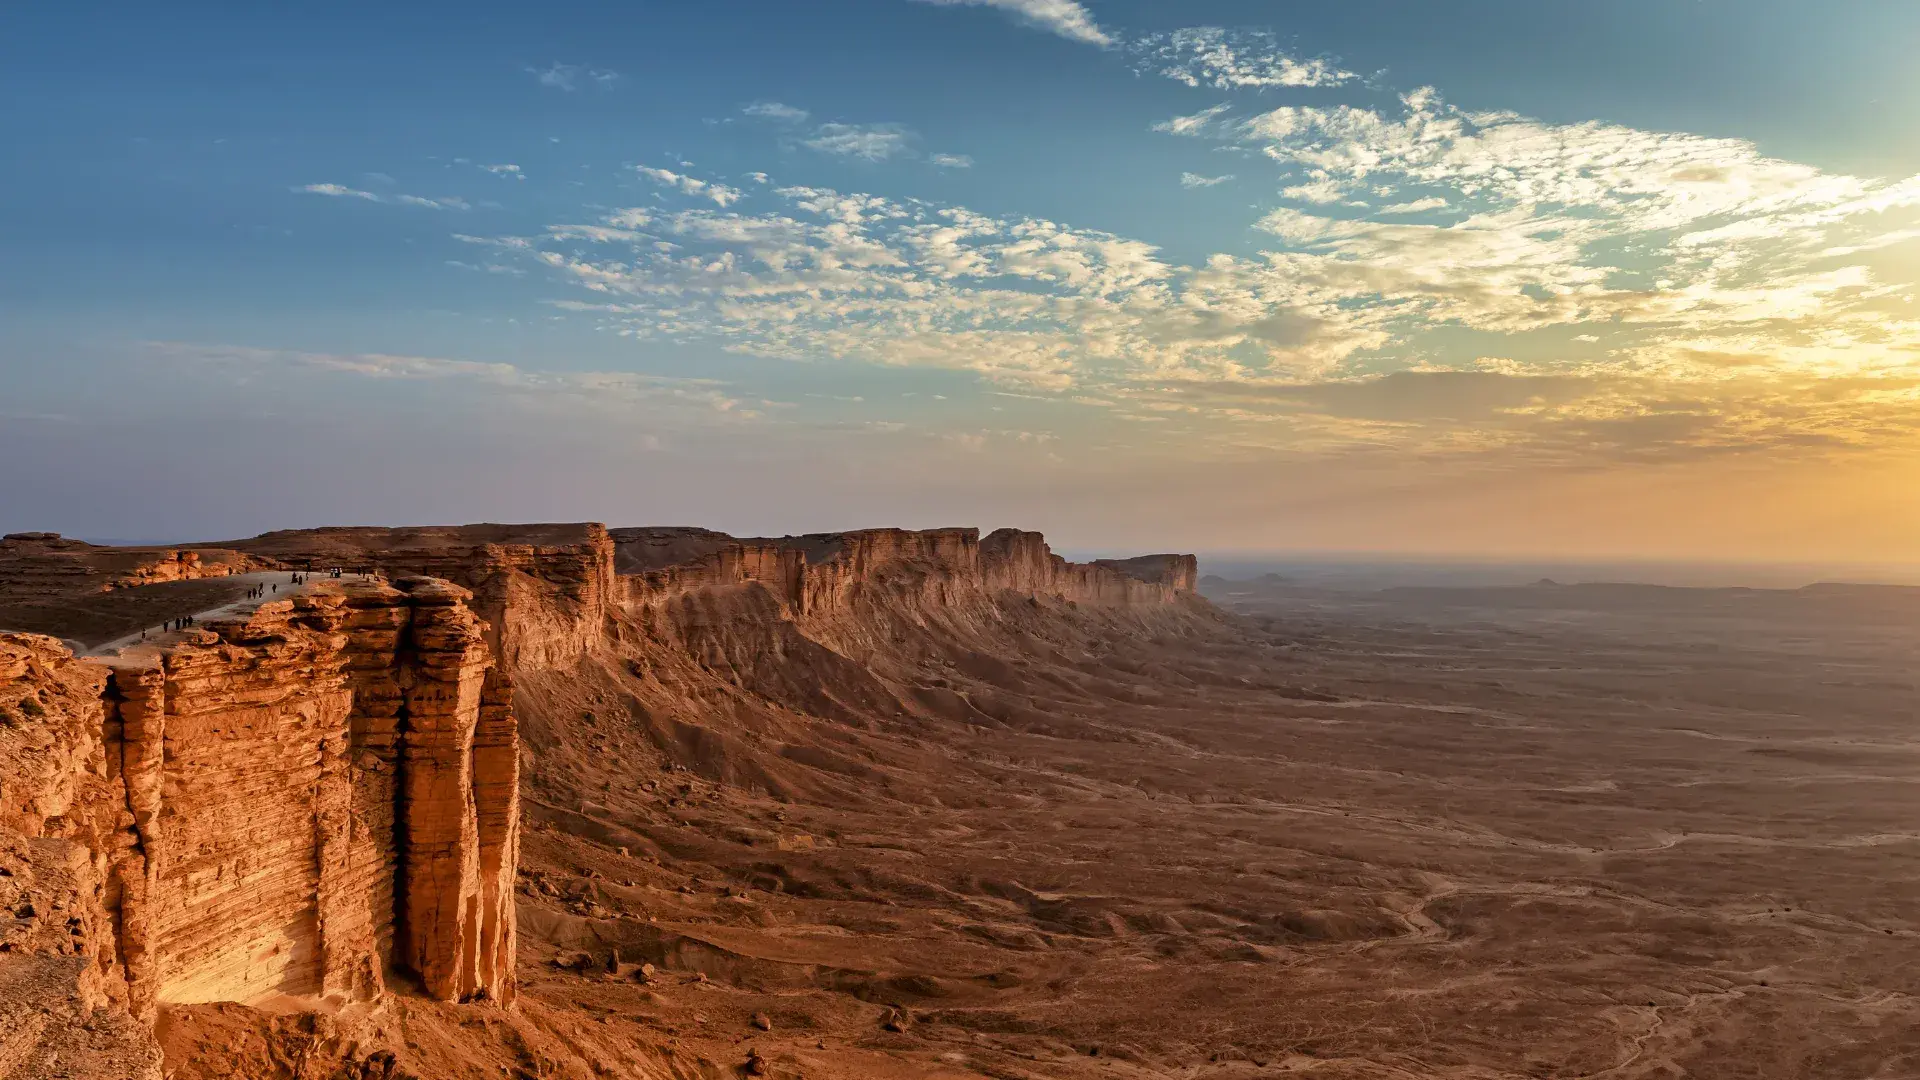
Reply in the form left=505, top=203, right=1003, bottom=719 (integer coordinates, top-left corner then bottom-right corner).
left=0, top=575, right=523, bottom=1076
left=0, top=521, right=1199, bottom=1078
left=200, top=524, right=616, bottom=674
left=616, top=525, right=1199, bottom=615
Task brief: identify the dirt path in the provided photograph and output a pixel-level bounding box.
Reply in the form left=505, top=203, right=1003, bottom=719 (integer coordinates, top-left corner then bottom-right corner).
left=84, top=571, right=376, bottom=657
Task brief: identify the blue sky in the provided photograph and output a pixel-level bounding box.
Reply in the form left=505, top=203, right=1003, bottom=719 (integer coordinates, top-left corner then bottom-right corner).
left=4, top=1, right=1919, bottom=558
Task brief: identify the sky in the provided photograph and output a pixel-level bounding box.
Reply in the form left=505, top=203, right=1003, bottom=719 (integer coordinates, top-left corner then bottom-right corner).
left=4, top=0, right=1919, bottom=561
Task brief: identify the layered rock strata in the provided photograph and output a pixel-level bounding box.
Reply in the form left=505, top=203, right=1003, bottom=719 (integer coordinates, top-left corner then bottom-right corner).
left=0, top=520, right=1196, bottom=1076
left=0, top=574, right=519, bottom=1074
left=618, top=526, right=1199, bottom=615
left=0, top=532, right=256, bottom=604
left=207, top=524, right=615, bottom=673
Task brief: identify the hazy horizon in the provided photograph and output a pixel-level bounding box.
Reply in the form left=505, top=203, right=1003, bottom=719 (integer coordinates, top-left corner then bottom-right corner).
left=32, top=524, right=1920, bottom=592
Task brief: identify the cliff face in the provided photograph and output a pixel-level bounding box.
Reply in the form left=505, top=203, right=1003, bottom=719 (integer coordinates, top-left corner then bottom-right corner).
left=0, top=520, right=1199, bottom=1079
left=618, top=526, right=1198, bottom=617
left=210, top=524, right=615, bottom=674
left=0, top=575, right=519, bottom=1071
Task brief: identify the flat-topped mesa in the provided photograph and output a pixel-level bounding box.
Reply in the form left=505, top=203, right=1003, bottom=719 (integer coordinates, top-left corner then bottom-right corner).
left=203, top=523, right=615, bottom=673
left=617, top=525, right=1199, bottom=616
left=0, top=532, right=257, bottom=605
left=0, top=574, right=518, bottom=1051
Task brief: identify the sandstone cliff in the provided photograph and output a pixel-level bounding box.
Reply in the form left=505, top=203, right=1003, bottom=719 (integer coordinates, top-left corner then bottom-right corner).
left=617, top=526, right=1198, bottom=615
left=207, top=524, right=615, bottom=673
left=0, top=533, right=255, bottom=603
left=0, top=521, right=1200, bottom=1080
left=0, top=575, right=521, bottom=1075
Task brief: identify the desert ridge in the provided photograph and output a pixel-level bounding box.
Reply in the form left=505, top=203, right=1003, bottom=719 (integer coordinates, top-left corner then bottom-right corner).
left=0, top=522, right=1201, bottom=1079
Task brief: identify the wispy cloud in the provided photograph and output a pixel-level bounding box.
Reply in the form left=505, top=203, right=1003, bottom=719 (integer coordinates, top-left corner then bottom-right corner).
left=743, top=101, right=810, bottom=123
left=465, top=108, right=1920, bottom=461
left=804, top=122, right=915, bottom=162
left=1381, top=196, right=1450, bottom=214
left=482, top=163, right=524, bottom=181
left=1180, top=172, right=1233, bottom=189
left=295, top=183, right=470, bottom=211
left=909, top=0, right=1113, bottom=47
left=1139, top=28, right=1354, bottom=89
left=634, top=165, right=744, bottom=207
left=1152, top=102, right=1233, bottom=138
left=529, top=62, right=619, bottom=92
left=787, top=119, right=967, bottom=167
left=438, top=46, right=1920, bottom=468
left=144, top=342, right=760, bottom=417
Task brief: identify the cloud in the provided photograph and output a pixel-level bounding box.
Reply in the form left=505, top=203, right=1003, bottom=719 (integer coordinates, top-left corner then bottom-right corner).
left=438, top=59, right=1920, bottom=467
left=482, top=163, right=524, bottom=180
left=295, top=183, right=469, bottom=211
left=298, top=182, right=379, bottom=202
left=472, top=171, right=1398, bottom=388
left=930, top=153, right=975, bottom=169
left=804, top=123, right=915, bottom=162
left=145, top=342, right=757, bottom=417
left=1181, top=172, right=1233, bottom=189
left=1156, top=88, right=1920, bottom=346
left=909, top=0, right=1112, bottom=47
left=634, top=165, right=744, bottom=207
left=1279, top=177, right=1348, bottom=204
left=1140, top=28, right=1354, bottom=90
left=743, top=101, right=810, bottom=123
left=1153, top=103, right=1233, bottom=138
left=530, top=63, right=619, bottom=92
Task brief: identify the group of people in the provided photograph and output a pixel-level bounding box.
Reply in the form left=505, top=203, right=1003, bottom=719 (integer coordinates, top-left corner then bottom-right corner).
left=137, top=569, right=370, bottom=645
left=145, top=613, right=196, bottom=640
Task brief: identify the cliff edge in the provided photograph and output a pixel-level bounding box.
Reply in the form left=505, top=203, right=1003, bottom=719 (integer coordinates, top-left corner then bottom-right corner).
left=0, top=522, right=1202, bottom=1079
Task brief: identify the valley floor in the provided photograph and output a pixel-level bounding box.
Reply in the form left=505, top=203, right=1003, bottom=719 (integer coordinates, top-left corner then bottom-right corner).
left=450, top=583, right=1920, bottom=1080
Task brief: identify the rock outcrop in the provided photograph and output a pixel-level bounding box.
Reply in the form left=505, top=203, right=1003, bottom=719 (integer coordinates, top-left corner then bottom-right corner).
left=0, top=533, right=255, bottom=600
left=617, top=526, right=1199, bottom=616
left=206, top=524, right=615, bottom=673
left=0, top=575, right=520, bottom=1072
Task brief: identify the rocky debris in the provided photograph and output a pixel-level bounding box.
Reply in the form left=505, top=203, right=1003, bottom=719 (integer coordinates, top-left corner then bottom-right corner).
left=552, top=951, right=596, bottom=974
left=750, top=1012, right=772, bottom=1031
